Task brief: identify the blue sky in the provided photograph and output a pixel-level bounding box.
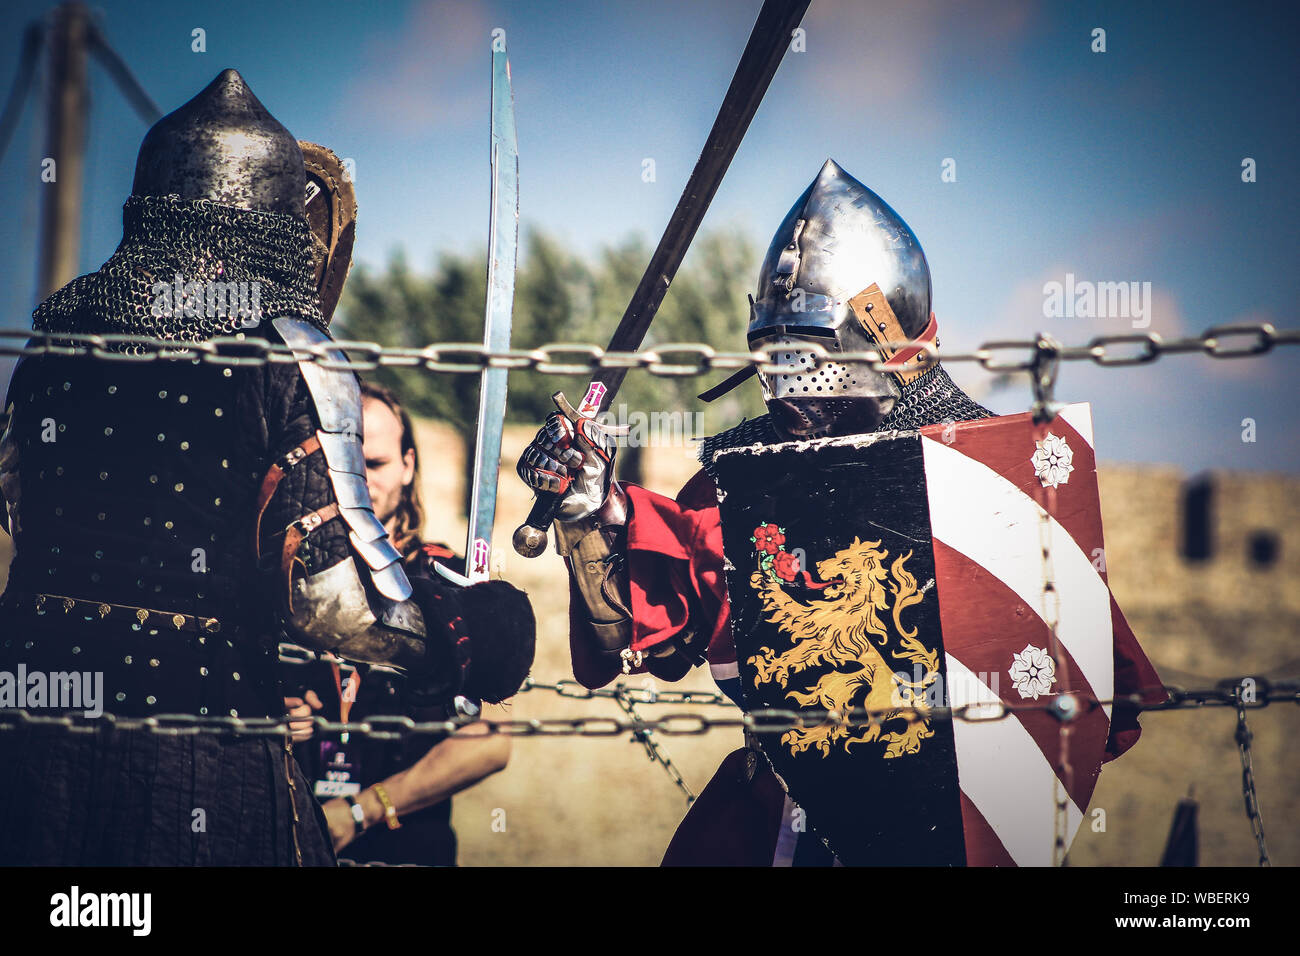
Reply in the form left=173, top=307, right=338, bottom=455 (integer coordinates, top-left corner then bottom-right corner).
left=1, top=0, right=1296, bottom=473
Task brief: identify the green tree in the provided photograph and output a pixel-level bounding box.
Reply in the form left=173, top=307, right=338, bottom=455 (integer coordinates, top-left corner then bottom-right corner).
left=335, top=227, right=766, bottom=513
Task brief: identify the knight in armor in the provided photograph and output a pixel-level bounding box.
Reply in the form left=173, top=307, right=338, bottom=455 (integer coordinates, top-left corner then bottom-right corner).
left=517, top=159, right=1162, bottom=865
left=0, top=69, right=535, bottom=866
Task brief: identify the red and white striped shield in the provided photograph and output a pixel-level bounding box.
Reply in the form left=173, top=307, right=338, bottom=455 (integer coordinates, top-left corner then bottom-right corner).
left=713, top=402, right=1118, bottom=866
left=919, top=403, right=1112, bottom=866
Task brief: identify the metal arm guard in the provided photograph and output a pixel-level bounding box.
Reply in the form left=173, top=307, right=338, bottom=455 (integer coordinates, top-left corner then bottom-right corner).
left=554, top=481, right=633, bottom=660
left=269, top=318, right=430, bottom=671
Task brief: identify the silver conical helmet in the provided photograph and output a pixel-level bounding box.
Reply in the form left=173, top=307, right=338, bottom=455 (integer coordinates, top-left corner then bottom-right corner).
left=751, top=158, right=931, bottom=342
left=132, top=68, right=306, bottom=216
left=748, top=160, right=935, bottom=437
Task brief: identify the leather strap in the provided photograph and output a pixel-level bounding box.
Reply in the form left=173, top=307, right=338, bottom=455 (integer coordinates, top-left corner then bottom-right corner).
left=279, top=501, right=341, bottom=614
left=847, top=283, right=938, bottom=386
left=255, top=435, right=322, bottom=558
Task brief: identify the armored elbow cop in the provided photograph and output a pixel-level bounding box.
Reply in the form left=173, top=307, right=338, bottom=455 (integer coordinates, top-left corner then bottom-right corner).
left=264, top=318, right=535, bottom=703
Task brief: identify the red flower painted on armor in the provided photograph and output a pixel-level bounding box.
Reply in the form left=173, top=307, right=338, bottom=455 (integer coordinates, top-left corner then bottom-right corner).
left=752, top=523, right=785, bottom=554
left=772, top=550, right=801, bottom=582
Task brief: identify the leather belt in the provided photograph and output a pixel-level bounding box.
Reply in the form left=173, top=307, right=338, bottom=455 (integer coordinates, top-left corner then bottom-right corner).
left=11, top=591, right=222, bottom=634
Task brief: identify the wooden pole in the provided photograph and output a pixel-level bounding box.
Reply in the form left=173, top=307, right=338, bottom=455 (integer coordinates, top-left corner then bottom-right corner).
left=37, top=2, right=89, bottom=299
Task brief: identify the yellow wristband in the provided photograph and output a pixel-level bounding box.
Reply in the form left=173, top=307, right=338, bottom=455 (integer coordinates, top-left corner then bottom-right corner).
left=371, top=784, right=401, bottom=830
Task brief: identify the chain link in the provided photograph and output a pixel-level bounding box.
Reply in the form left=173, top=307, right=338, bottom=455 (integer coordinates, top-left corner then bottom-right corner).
left=1, top=323, right=1293, bottom=376
left=1232, top=686, right=1270, bottom=866
left=613, top=693, right=698, bottom=805
left=2, top=681, right=1294, bottom=740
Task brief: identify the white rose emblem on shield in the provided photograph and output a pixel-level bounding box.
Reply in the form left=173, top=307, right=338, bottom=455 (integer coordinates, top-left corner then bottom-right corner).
left=1009, top=644, right=1058, bottom=699
left=1031, top=432, right=1074, bottom=489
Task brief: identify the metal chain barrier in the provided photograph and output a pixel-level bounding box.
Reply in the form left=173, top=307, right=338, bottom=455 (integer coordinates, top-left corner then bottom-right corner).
left=612, top=692, right=698, bottom=805
left=0, top=322, right=1294, bottom=376
left=1233, top=686, right=1270, bottom=866
left=2, top=680, right=1295, bottom=740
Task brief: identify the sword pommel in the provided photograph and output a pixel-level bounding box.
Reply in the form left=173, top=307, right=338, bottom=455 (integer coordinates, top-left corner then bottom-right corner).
left=512, top=521, right=550, bottom=559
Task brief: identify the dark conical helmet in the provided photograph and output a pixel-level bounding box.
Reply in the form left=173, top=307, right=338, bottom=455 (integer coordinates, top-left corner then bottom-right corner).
left=749, top=158, right=931, bottom=342
left=132, top=69, right=306, bottom=217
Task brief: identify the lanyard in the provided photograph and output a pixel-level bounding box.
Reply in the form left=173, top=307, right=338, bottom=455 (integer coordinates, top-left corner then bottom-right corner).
left=330, top=659, right=361, bottom=742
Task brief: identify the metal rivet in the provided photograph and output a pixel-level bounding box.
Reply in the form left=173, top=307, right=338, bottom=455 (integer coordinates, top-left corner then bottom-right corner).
left=214, top=497, right=222, bottom=507
left=71, top=646, right=80, bottom=654
left=97, top=512, right=106, bottom=521
left=54, top=507, right=62, bottom=516
left=99, top=471, right=108, bottom=480
left=115, top=692, right=126, bottom=702
left=180, top=441, right=190, bottom=451
left=157, top=433, right=165, bottom=442
left=222, top=369, right=231, bottom=378
left=179, top=395, right=189, bottom=404
left=158, top=390, right=167, bottom=399
left=103, top=427, right=113, bottom=436
left=232, top=672, right=240, bottom=681
left=149, top=659, right=159, bottom=667
left=149, top=475, right=158, bottom=483
left=214, top=408, right=222, bottom=417
left=200, top=667, right=208, bottom=676
left=124, top=655, right=132, bottom=664
left=94, top=550, right=103, bottom=558
left=62, top=382, right=70, bottom=391
left=143, top=517, right=152, bottom=526
left=107, top=385, right=117, bottom=394
left=146, top=696, right=156, bottom=705
left=174, top=483, right=183, bottom=492
left=164, top=521, right=174, bottom=530
left=220, top=459, right=229, bottom=469
left=200, top=706, right=208, bottom=715
left=55, top=467, right=63, bottom=475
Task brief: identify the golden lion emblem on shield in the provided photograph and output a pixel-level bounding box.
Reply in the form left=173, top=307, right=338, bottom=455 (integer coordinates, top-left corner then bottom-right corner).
left=746, top=526, right=940, bottom=759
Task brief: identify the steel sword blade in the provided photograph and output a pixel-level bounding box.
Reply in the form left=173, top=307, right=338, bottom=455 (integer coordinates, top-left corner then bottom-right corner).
left=449, top=44, right=518, bottom=585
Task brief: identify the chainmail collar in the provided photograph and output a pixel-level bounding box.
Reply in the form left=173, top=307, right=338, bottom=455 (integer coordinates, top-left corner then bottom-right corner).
left=875, top=363, right=993, bottom=431
left=32, top=195, right=327, bottom=349
left=699, top=362, right=992, bottom=479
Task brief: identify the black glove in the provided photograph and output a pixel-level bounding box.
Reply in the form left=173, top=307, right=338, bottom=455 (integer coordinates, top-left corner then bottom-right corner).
left=405, top=574, right=536, bottom=707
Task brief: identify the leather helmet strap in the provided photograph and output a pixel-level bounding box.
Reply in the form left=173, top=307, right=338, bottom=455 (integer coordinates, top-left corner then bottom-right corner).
left=847, top=283, right=937, bottom=386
